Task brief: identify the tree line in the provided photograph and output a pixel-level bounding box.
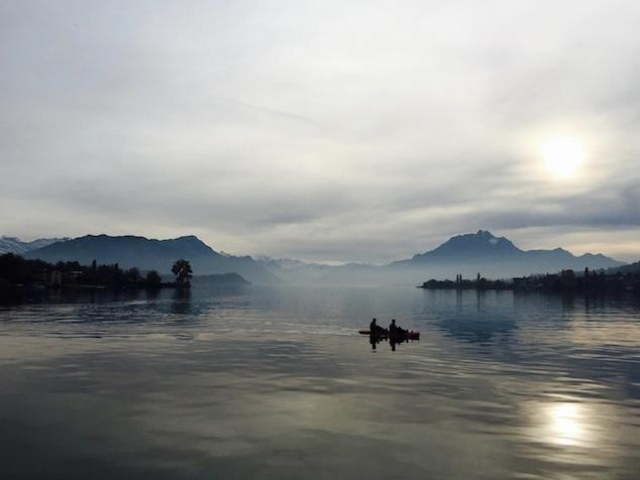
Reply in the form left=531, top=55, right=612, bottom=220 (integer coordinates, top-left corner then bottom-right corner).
left=420, top=268, right=640, bottom=294
left=0, top=253, right=192, bottom=291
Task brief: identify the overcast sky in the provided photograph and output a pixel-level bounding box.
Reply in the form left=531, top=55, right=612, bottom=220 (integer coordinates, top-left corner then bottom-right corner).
left=2, top=0, right=640, bottom=263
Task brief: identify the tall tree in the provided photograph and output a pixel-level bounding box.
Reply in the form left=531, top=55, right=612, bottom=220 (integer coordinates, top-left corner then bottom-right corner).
left=171, top=259, right=193, bottom=286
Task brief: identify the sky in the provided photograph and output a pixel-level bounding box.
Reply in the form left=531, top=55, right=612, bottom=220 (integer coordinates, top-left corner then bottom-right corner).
left=1, top=0, right=640, bottom=263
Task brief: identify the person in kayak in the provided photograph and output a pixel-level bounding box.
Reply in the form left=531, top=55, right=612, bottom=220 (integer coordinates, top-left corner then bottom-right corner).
left=389, top=319, right=398, bottom=334
left=370, top=318, right=385, bottom=335
left=389, top=319, right=406, bottom=336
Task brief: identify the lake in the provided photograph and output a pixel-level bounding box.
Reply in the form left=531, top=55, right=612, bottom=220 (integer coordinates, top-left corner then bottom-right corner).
left=1, top=285, right=639, bottom=480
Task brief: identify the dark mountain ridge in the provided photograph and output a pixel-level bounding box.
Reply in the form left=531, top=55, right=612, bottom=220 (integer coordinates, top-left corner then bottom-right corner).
left=25, top=234, right=279, bottom=284
left=394, top=230, right=622, bottom=270
left=608, top=261, right=640, bottom=275
left=316, top=230, right=625, bottom=285
left=411, top=230, right=520, bottom=260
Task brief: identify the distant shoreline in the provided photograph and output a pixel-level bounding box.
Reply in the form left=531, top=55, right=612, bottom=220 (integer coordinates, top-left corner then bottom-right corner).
left=418, top=269, right=640, bottom=295
left=0, top=253, right=250, bottom=304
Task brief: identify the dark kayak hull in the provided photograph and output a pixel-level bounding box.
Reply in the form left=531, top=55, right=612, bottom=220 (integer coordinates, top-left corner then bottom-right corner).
left=359, top=330, right=420, bottom=341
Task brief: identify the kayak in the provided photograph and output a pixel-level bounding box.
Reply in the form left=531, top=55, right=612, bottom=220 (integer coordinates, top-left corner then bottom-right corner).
left=359, top=329, right=420, bottom=341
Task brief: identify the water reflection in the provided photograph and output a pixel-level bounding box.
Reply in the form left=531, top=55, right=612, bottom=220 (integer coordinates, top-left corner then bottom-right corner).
left=546, top=402, right=587, bottom=447
left=0, top=286, right=639, bottom=480
left=562, top=293, right=576, bottom=311
left=515, top=397, right=622, bottom=478
left=171, top=288, right=192, bottom=314
left=436, top=316, right=516, bottom=345
left=368, top=333, right=418, bottom=352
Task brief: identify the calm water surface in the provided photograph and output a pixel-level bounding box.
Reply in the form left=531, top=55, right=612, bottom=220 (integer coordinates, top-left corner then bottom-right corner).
left=1, top=286, right=639, bottom=479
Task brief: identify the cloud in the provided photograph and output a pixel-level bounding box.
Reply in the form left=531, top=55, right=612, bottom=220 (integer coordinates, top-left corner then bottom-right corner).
left=1, top=0, right=640, bottom=262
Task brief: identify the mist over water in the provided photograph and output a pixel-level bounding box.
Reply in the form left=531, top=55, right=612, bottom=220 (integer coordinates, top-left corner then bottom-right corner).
left=1, top=285, right=639, bottom=479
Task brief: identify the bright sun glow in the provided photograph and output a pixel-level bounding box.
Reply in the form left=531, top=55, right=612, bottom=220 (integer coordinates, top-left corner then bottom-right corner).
left=539, top=135, right=586, bottom=179
left=548, top=403, right=584, bottom=446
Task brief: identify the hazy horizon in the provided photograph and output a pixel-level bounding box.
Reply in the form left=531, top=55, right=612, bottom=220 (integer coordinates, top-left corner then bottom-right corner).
left=2, top=1, right=639, bottom=263
left=2, top=228, right=633, bottom=267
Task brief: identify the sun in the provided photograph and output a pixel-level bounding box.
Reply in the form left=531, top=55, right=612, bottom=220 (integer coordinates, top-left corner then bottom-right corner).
left=539, top=135, right=586, bottom=179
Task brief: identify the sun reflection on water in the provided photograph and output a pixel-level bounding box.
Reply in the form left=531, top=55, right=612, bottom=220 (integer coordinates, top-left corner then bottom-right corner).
left=523, top=397, right=604, bottom=453
left=546, top=403, right=586, bottom=447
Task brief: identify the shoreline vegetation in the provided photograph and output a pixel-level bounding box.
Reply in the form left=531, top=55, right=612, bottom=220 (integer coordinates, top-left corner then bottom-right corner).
left=0, top=253, right=208, bottom=302
left=419, top=268, right=640, bottom=294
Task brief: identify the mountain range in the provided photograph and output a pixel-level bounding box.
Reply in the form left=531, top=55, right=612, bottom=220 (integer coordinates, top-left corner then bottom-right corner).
left=4, top=230, right=628, bottom=286
left=23, top=235, right=278, bottom=284
left=314, top=230, right=624, bottom=285
left=0, top=236, right=68, bottom=255
left=393, top=230, right=620, bottom=270
left=255, top=255, right=332, bottom=284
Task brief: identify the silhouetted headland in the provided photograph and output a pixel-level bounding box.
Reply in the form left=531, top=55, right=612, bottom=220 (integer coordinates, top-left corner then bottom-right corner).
left=419, top=268, right=640, bottom=295
left=0, top=254, right=249, bottom=303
